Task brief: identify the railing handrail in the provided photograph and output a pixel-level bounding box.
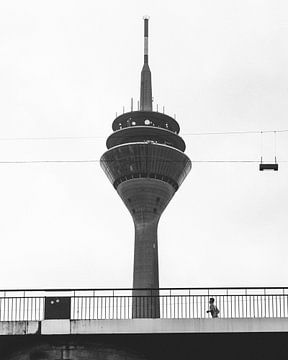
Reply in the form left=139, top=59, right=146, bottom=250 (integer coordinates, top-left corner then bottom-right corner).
left=0, top=286, right=287, bottom=293
left=0, top=292, right=287, bottom=296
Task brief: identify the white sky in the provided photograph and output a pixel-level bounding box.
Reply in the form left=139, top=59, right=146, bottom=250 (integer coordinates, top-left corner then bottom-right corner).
left=0, top=0, right=287, bottom=290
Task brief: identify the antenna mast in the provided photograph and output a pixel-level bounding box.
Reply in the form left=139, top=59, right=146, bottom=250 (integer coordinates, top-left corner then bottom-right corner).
left=140, top=16, right=152, bottom=111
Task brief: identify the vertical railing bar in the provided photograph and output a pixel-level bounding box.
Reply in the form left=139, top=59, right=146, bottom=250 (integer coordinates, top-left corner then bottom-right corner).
left=280, top=293, right=282, bottom=318
left=104, top=296, right=106, bottom=320
left=86, top=295, right=89, bottom=320
left=174, top=295, right=175, bottom=319
left=284, top=290, right=286, bottom=318
left=112, top=290, right=114, bottom=320
left=245, top=289, right=247, bottom=318
left=105, top=296, right=107, bottom=319
left=72, top=291, right=75, bottom=320
left=31, top=297, right=33, bottom=321
left=269, top=294, right=271, bottom=318
left=226, top=289, right=228, bottom=319
left=31, top=297, right=34, bottom=321
left=265, top=289, right=267, bottom=318
left=86, top=296, right=88, bottom=320
left=89, top=291, right=94, bottom=320
left=11, top=297, right=14, bottom=321
left=99, top=297, right=101, bottom=320
left=92, top=291, right=95, bottom=320
left=19, top=296, right=21, bottom=322
left=7, top=296, right=10, bottom=322
left=27, top=297, right=30, bottom=321
left=14, top=297, right=17, bottom=321
left=169, top=289, right=171, bottom=319
left=3, top=292, right=6, bottom=322
left=123, top=296, right=125, bottom=320
left=80, top=296, right=83, bottom=320
left=264, top=289, right=266, bottom=318
left=15, top=297, right=18, bottom=321
left=188, top=290, right=191, bottom=319
left=96, top=296, right=98, bottom=320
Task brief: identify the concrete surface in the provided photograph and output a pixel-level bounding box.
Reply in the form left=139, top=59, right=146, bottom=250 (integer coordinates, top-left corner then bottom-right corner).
left=1, top=318, right=288, bottom=336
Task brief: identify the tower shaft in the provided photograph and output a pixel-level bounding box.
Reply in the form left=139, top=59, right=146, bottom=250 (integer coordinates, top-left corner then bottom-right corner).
left=117, top=177, right=175, bottom=317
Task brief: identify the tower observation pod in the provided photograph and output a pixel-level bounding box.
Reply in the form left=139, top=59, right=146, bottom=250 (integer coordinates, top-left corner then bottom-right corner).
left=100, top=17, right=191, bottom=318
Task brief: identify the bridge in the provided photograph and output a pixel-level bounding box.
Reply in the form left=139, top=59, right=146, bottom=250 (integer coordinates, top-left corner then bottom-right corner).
left=1, top=287, right=288, bottom=359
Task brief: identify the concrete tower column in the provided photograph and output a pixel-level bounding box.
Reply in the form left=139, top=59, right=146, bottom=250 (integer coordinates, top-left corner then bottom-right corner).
left=117, top=178, right=175, bottom=317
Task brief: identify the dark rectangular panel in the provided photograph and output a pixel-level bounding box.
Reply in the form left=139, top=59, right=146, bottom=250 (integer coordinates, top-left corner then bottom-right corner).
left=44, top=297, right=71, bottom=319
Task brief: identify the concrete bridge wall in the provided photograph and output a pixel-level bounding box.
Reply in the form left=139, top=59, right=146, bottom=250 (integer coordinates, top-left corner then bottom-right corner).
left=1, top=318, right=288, bottom=336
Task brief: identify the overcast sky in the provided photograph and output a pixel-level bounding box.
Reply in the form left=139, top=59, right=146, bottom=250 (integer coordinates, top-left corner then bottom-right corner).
left=0, top=0, right=287, bottom=290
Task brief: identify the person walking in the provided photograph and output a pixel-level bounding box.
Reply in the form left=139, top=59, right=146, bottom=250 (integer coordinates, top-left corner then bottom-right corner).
left=207, top=297, right=219, bottom=318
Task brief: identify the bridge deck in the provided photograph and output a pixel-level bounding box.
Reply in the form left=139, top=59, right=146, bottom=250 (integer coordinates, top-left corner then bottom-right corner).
left=1, top=318, right=288, bottom=336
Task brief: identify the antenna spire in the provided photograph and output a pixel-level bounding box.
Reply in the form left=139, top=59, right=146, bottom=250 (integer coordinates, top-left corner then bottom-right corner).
left=140, top=16, right=152, bottom=111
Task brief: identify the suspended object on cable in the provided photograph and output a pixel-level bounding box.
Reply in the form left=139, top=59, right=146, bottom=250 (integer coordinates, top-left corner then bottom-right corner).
left=259, top=131, right=278, bottom=171
left=259, top=156, right=278, bottom=171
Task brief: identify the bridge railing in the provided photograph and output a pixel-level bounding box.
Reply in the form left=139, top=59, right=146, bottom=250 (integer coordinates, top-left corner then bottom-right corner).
left=0, top=288, right=287, bottom=321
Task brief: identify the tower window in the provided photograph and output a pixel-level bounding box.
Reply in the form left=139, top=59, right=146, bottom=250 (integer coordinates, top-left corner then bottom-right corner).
left=132, top=209, right=136, bottom=214
left=153, top=208, right=157, bottom=213
left=156, top=197, right=160, bottom=203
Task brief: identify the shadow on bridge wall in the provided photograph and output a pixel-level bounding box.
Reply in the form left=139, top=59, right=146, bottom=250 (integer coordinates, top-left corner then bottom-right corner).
left=1, top=333, right=288, bottom=360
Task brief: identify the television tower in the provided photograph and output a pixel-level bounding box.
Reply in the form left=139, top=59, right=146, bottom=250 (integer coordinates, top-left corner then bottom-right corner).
left=100, top=17, right=191, bottom=318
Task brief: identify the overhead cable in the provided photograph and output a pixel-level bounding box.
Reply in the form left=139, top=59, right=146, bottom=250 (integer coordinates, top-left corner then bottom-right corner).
left=0, top=159, right=287, bottom=165
left=0, top=129, right=287, bottom=141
